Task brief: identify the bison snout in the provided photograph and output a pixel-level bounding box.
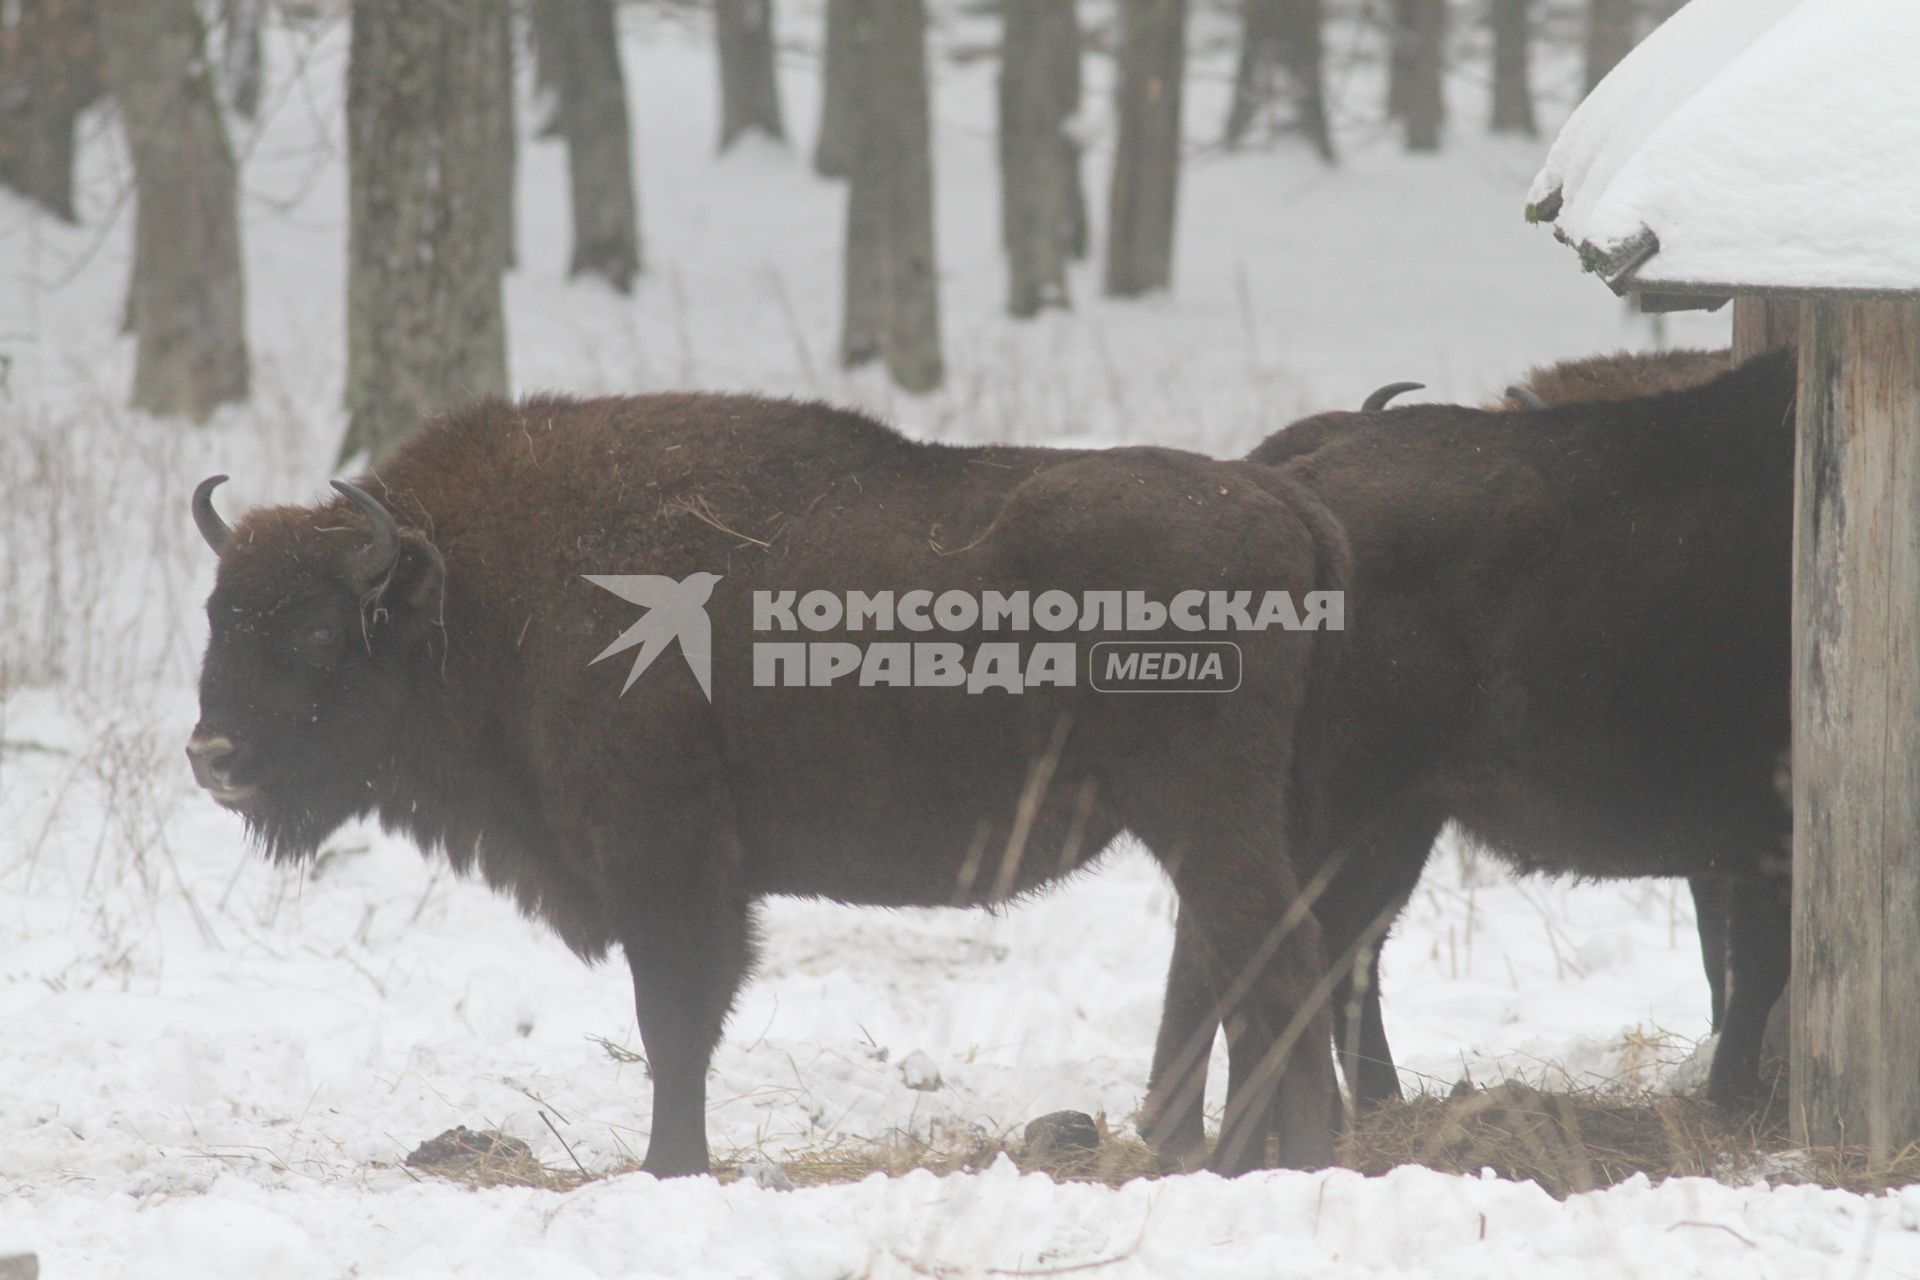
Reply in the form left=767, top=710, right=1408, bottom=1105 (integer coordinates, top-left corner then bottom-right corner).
left=187, top=731, right=252, bottom=801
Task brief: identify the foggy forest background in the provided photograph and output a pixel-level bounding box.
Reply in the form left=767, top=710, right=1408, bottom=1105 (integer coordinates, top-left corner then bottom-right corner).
left=0, top=0, right=1672, bottom=460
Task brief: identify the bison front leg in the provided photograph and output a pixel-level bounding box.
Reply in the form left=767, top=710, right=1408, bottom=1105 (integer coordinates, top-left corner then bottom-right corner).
left=622, top=894, right=755, bottom=1178
left=1141, top=902, right=1215, bottom=1171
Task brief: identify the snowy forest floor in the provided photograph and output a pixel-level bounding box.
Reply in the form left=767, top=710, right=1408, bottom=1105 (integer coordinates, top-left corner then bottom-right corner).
left=5, top=4, right=1917, bottom=1278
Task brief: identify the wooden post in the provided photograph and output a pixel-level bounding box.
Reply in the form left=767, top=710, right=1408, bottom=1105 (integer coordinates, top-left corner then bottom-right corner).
left=1791, top=297, right=1920, bottom=1159
left=1733, top=296, right=1801, bottom=365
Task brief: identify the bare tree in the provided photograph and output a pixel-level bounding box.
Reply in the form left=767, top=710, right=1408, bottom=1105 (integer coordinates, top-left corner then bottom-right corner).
left=1400, top=0, right=1444, bottom=152
left=1224, top=0, right=1332, bottom=163
left=538, top=0, right=641, bottom=293
left=0, top=0, right=102, bottom=223
left=999, top=0, right=1082, bottom=317
left=495, top=0, right=517, bottom=269
left=1584, top=0, right=1634, bottom=94
left=840, top=0, right=941, bottom=391
left=717, top=0, right=785, bottom=150
left=220, top=0, right=263, bottom=118
left=1489, top=0, right=1535, bottom=136
left=97, top=0, right=248, bottom=422
left=1386, top=0, right=1413, bottom=119
left=1105, top=0, right=1186, bottom=298
left=341, top=0, right=509, bottom=462
left=813, top=0, right=857, bottom=176
left=529, top=0, right=566, bottom=134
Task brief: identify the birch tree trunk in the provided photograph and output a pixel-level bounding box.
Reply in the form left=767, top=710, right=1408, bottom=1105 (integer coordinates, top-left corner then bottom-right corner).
left=341, top=0, right=508, bottom=462
left=999, top=0, right=1081, bottom=317
left=98, top=0, right=249, bottom=422
left=840, top=0, right=941, bottom=390
left=1105, top=0, right=1186, bottom=298
left=716, top=0, right=785, bottom=150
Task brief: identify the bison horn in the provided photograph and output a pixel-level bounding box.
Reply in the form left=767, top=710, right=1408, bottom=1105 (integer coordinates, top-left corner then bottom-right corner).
left=192, top=475, right=232, bottom=554
left=1361, top=382, right=1424, bottom=412
left=1506, top=385, right=1547, bottom=410
left=331, top=480, right=401, bottom=587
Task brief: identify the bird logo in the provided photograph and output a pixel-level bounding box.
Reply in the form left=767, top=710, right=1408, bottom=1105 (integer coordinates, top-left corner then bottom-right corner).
left=584, top=572, right=722, bottom=701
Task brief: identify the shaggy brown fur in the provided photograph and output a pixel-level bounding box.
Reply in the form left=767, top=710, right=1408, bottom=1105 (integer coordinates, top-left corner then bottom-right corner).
left=1510, top=347, right=1731, bottom=408
left=1509, top=348, right=1744, bottom=1037
left=1143, top=350, right=1795, bottom=1168
left=189, top=394, right=1350, bottom=1178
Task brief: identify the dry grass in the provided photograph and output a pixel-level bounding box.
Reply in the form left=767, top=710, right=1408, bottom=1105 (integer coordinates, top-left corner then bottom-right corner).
left=1343, top=1081, right=1772, bottom=1197
left=398, top=1083, right=1920, bottom=1200
left=742, top=1117, right=1164, bottom=1190
left=1344, top=1077, right=1920, bottom=1198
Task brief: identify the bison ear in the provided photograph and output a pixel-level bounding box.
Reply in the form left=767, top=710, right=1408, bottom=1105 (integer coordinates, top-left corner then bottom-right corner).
left=384, top=533, right=447, bottom=626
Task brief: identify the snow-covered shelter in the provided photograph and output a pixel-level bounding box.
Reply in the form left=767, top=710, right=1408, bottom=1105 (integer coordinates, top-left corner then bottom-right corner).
left=1527, top=0, right=1920, bottom=1160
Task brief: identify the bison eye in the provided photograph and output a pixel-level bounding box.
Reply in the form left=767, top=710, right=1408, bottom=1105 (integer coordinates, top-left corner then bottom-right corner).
left=304, top=623, right=339, bottom=647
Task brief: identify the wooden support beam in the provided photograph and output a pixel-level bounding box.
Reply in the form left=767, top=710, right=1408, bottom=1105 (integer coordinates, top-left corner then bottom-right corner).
left=1791, top=297, right=1920, bottom=1159
left=1734, top=295, right=1802, bottom=365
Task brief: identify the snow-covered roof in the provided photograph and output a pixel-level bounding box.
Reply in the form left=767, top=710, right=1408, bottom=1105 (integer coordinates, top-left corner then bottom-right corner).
left=1527, top=0, right=1920, bottom=297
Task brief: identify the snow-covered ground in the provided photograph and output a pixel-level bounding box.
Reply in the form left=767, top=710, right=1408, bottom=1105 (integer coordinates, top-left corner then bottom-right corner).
left=8, top=5, right=1910, bottom=1277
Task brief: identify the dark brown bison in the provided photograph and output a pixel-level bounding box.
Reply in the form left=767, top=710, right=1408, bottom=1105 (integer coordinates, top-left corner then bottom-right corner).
left=1505, top=349, right=1749, bottom=1039
left=1142, top=348, right=1792, bottom=1168
left=187, top=393, right=1350, bottom=1178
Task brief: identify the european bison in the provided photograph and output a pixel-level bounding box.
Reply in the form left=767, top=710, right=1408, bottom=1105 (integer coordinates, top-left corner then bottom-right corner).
left=1142, top=349, right=1793, bottom=1167
left=187, top=393, right=1350, bottom=1177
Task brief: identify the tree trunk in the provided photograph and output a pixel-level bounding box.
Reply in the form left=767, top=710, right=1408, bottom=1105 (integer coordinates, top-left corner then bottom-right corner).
left=1583, top=0, right=1634, bottom=95
left=529, top=0, right=566, bottom=135
left=1400, top=0, right=1444, bottom=152
left=717, top=0, right=785, bottom=150
left=813, top=0, right=857, bottom=176
left=1105, top=0, right=1186, bottom=298
left=840, top=0, right=941, bottom=391
left=0, top=0, right=101, bottom=222
left=840, top=130, right=884, bottom=367
left=1791, top=298, right=1920, bottom=1162
left=98, top=0, right=248, bottom=422
left=999, top=0, right=1081, bottom=317
left=495, top=0, right=517, bottom=270
left=1386, top=0, right=1414, bottom=119
left=544, top=0, right=641, bottom=293
left=1224, top=0, right=1331, bottom=162
left=341, top=0, right=509, bottom=463
left=220, top=0, right=263, bottom=118
left=1488, top=0, right=1534, bottom=136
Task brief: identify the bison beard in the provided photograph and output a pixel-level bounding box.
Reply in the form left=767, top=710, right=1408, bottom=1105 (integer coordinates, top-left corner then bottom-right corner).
left=188, top=393, right=1351, bottom=1178
left=1142, top=349, right=1795, bottom=1168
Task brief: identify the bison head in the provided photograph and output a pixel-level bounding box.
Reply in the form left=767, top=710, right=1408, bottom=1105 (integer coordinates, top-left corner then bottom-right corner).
left=187, top=476, right=445, bottom=861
